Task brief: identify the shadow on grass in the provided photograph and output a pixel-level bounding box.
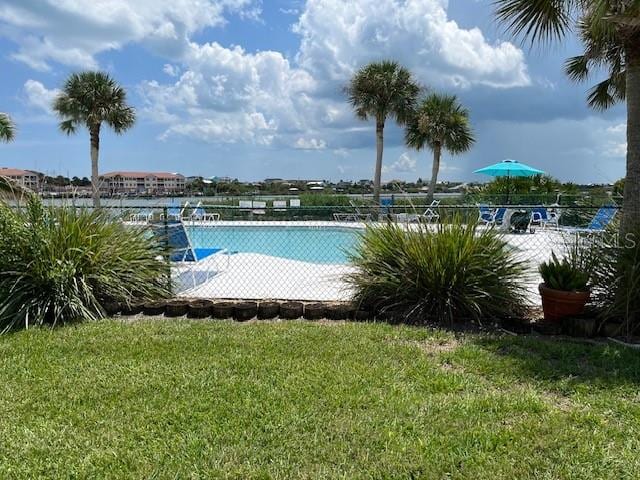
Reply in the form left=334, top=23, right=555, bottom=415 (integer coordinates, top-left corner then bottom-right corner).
left=464, top=334, right=640, bottom=390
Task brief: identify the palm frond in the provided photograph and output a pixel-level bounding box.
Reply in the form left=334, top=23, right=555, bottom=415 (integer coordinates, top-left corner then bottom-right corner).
left=404, top=93, right=475, bottom=155
left=0, top=113, right=16, bottom=143
left=494, top=0, right=576, bottom=43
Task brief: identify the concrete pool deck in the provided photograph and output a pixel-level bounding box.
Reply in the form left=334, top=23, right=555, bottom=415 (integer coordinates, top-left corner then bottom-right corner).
left=158, top=221, right=575, bottom=304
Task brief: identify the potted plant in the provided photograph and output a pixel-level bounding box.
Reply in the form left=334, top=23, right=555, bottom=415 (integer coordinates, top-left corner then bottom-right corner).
left=539, top=251, right=591, bottom=322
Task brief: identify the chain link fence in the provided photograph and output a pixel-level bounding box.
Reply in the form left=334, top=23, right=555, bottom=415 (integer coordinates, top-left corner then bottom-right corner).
left=95, top=201, right=619, bottom=305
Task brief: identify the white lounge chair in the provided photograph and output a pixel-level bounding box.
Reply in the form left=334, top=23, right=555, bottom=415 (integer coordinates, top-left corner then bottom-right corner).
left=189, top=201, right=219, bottom=221
left=289, top=198, right=301, bottom=208
left=333, top=201, right=373, bottom=222
left=395, top=200, right=440, bottom=223
left=252, top=201, right=267, bottom=215
left=130, top=210, right=154, bottom=223
left=273, top=200, right=287, bottom=212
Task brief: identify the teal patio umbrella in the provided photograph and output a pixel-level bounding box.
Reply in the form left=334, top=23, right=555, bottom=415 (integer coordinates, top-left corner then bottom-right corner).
left=474, top=159, right=545, bottom=204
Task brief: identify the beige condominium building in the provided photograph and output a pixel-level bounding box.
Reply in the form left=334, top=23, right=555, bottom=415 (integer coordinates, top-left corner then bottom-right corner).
left=0, top=167, right=40, bottom=190
left=99, top=171, right=186, bottom=194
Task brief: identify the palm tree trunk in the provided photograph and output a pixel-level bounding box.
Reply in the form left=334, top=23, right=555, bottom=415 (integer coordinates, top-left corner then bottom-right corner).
left=622, top=41, right=640, bottom=235
left=427, top=143, right=441, bottom=204
left=90, top=124, right=101, bottom=208
left=373, top=118, right=385, bottom=205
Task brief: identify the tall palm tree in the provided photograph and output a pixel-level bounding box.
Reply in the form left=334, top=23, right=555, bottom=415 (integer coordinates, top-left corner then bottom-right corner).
left=0, top=113, right=15, bottom=143
left=405, top=93, right=475, bottom=203
left=346, top=61, right=420, bottom=203
left=494, top=0, right=640, bottom=233
left=53, top=71, right=136, bottom=207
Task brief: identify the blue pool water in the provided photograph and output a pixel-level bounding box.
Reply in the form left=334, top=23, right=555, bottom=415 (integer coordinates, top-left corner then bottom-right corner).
left=188, top=226, right=363, bottom=264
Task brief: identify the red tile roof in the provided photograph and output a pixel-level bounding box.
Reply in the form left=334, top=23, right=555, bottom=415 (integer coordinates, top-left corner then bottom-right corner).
left=0, top=167, right=36, bottom=176
left=101, top=171, right=184, bottom=179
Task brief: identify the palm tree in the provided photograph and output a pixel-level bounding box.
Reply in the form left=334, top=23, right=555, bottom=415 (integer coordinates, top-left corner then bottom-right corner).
left=346, top=61, right=420, bottom=203
left=405, top=94, right=475, bottom=203
left=494, top=0, right=640, bottom=233
left=0, top=113, right=15, bottom=143
left=53, top=72, right=136, bottom=207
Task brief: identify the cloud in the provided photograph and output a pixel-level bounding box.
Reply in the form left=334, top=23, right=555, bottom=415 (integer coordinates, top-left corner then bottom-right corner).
left=294, top=137, right=327, bottom=149
left=23, top=79, right=59, bottom=113
left=294, top=0, right=530, bottom=89
left=382, top=152, right=417, bottom=174
left=0, top=0, right=259, bottom=70
left=604, top=123, right=627, bottom=158
left=163, top=64, right=180, bottom=77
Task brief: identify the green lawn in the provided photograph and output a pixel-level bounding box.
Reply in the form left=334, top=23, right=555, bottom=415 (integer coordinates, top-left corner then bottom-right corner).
left=1, top=319, right=639, bottom=479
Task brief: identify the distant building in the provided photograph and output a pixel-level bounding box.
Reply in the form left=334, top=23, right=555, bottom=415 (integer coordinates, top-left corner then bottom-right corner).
left=0, top=167, right=40, bottom=190
left=99, top=171, right=185, bottom=194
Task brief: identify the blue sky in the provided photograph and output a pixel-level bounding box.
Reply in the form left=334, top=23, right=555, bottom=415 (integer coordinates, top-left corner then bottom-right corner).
left=0, top=0, right=627, bottom=184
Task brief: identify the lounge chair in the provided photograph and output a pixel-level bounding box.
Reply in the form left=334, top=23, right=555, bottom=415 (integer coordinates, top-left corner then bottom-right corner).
left=565, top=206, right=618, bottom=233
left=161, top=203, right=188, bottom=221
left=154, top=220, right=229, bottom=292
left=190, top=202, right=219, bottom=221
left=529, top=207, right=561, bottom=229
left=252, top=201, right=267, bottom=215
left=477, top=205, right=507, bottom=227
left=289, top=198, right=301, bottom=208
left=239, top=200, right=253, bottom=210
left=130, top=210, right=154, bottom=222
left=333, top=200, right=373, bottom=222
left=395, top=200, right=440, bottom=223
left=273, top=200, right=287, bottom=212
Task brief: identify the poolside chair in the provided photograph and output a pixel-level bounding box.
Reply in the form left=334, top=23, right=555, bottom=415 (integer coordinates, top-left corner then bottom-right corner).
left=477, top=205, right=507, bottom=227
left=161, top=202, right=188, bottom=221
left=565, top=206, right=618, bottom=233
left=153, top=220, right=229, bottom=291
left=190, top=201, right=219, bottom=221
left=252, top=201, right=267, bottom=215
left=273, top=200, right=287, bottom=212
left=588, top=206, right=618, bottom=231
left=529, top=207, right=561, bottom=229
left=333, top=200, right=373, bottom=222
left=395, top=199, right=441, bottom=223
left=130, top=210, right=154, bottom=223
left=239, top=200, right=253, bottom=210
left=289, top=198, right=301, bottom=208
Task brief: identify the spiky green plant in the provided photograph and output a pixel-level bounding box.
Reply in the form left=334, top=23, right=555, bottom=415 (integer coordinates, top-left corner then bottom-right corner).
left=539, top=251, right=591, bottom=292
left=0, top=198, right=169, bottom=332
left=591, top=227, right=640, bottom=337
left=347, top=220, right=528, bottom=324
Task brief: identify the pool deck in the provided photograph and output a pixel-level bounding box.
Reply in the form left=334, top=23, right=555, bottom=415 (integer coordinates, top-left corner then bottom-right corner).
left=125, top=219, right=577, bottom=304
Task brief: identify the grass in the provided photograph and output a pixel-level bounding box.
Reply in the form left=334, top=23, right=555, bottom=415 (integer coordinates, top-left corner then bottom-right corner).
left=1, top=319, right=639, bottom=479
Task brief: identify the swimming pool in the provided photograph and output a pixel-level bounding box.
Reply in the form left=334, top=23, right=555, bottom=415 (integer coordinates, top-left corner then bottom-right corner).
left=187, top=225, right=363, bottom=264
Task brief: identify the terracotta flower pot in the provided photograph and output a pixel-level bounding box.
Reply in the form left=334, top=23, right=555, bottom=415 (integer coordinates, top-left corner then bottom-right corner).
left=539, top=283, right=590, bottom=322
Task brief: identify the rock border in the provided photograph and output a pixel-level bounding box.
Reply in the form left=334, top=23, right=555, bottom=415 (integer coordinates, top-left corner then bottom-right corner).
left=103, top=299, right=615, bottom=339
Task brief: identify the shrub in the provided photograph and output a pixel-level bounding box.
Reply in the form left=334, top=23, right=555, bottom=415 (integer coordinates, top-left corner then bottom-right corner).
left=539, top=242, right=594, bottom=292
left=0, top=197, right=170, bottom=331
left=347, top=220, right=528, bottom=324
left=591, top=228, right=640, bottom=337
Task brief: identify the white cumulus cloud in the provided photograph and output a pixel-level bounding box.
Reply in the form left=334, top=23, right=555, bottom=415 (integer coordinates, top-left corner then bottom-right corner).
left=294, top=0, right=530, bottom=89
left=0, top=0, right=259, bottom=70
left=23, top=79, right=60, bottom=113
left=382, top=152, right=417, bottom=174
